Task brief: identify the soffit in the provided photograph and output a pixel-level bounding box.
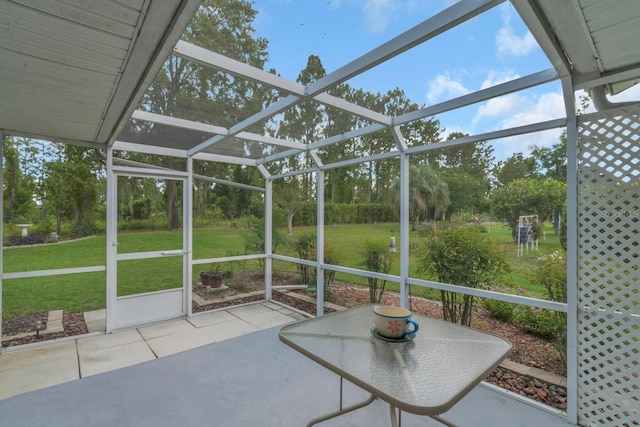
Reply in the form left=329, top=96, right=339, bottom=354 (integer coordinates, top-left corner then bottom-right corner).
left=528, top=0, right=640, bottom=93
left=0, top=0, right=202, bottom=146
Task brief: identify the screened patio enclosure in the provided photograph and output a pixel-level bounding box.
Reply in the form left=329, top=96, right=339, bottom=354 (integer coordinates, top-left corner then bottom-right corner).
left=1, top=0, right=639, bottom=426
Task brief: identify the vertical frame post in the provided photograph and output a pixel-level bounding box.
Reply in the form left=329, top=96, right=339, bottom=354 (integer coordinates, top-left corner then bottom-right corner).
left=0, top=131, right=4, bottom=345
left=399, top=152, right=410, bottom=308
left=105, top=147, right=117, bottom=333
left=185, top=156, right=193, bottom=317
left=562, top=76, right=578, bottom=426
left=264, top=177, right=273, bottom=301
left=316, top=169, right=325, bottom=317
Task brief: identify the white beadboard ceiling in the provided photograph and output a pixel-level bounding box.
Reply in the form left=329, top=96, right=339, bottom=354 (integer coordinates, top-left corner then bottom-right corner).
left=1, top=0, right=639, bottom=154
left=517, top=0, right=640, bottom=94
left=0, top=0, right=201, bottom=147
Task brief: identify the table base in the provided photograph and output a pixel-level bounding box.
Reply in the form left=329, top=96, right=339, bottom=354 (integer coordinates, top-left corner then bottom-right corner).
left=308, top=377, right=459, bottom=427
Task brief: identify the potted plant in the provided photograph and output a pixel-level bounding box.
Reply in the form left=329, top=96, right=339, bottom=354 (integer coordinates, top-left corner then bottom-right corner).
left=200, top=263, right=224, bottom=288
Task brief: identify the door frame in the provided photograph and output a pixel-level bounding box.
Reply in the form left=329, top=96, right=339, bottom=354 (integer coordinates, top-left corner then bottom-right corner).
left=105, top=149, right=192, bottom=332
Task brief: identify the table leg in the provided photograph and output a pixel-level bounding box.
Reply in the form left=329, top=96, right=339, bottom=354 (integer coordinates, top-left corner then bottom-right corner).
left=389, top=404, right=400, bottom=427
left=428, top=414, right=459, bottom=427
left=391, top=403, right=459, bottom=427
left=306, top=377, right=376, bottom=427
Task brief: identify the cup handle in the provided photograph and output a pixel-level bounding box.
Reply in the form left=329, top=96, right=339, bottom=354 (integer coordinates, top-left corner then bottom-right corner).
left=402, top=318, right=419, bottom=338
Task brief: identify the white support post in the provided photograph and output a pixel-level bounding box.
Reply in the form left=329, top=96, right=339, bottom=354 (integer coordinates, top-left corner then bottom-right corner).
left=316, top=170, right=325, bottom=317
left=0, top=131, right=4, bottom=344
left=399, top=153, right=410, bottom=308
left=564, top=80, right=579, bottom=426
left=265, top=178, right=273, bottom=301
left=185, top=156, right=194, bottom=317
left=105, top=147, right=118, bottom=333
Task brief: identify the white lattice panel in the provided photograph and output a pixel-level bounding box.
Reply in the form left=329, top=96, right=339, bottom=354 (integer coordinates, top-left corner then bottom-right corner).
left=578, top=106, right=640, bottom=426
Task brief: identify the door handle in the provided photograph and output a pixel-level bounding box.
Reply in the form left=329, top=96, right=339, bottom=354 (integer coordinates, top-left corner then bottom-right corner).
left=161, top=250, right=184, bottom=256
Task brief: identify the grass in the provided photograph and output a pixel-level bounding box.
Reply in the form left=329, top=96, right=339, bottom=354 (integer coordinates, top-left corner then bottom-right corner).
left=2, top=222, right=562, bottom=319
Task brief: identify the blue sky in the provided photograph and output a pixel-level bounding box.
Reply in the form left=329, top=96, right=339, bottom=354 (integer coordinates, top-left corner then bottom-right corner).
left=252, top=0, right=638, bottom=162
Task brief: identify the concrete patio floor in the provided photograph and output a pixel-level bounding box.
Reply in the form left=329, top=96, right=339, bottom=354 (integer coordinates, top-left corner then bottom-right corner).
left=0, top=301, right=306, bottom=400
left=0, top=309, right=573, bottom=426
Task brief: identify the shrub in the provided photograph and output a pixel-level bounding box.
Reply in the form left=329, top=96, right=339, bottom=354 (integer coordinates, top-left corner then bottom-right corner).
left=363, top=243, right=392, bottom=303
left=416, top=224, right=510, bottom=326
left=482, top=283, right=527, bottom=322
left=515, top=306, right=564, bottom=340
left=7, top=233, right=47, bottom=246
left=70, top=221, right=97, bottom=238
left=323, top=246, right=337, bottom=299
left=245, top=224, right=284, bottom=272
left=526, top=249, right=567, bottom=369
left=294, top=233, right=316, bottom=286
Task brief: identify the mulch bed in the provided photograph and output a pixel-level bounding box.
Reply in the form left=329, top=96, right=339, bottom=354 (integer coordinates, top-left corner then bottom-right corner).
left=271, top=287, right=568, bottom=411
left=2, top=312, right=88, bottom=348
left=2, top=275, right=568, bottom=411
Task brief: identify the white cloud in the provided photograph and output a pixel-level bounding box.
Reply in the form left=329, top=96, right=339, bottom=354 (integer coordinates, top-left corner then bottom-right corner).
left=491, top=91, right=566, bottom=158
left=495, top=5, right=537, bottom=57
left=426, top=74, right=470, bottom=104
left=480, top=69, right=521, bottom=89
left=474, top=93, right=528, bottom=125
left=499, top=91, right=565, bottom=129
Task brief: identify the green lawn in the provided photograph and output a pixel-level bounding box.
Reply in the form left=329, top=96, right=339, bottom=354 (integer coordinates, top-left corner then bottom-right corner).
left=2, top=222, right=562, bottom=318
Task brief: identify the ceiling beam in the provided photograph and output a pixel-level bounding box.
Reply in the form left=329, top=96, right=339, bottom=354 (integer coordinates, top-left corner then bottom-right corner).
left=396, top=68, right=558, bottom=125
left=510, top=0, right=572, bottom=77
left=573, top=65, right=640, bottom=91
left=132, top=110, right=306, bottom=151
left=306, top=0, right=504, bottom=97
left=183, top=0, right=502, bottom=157
left=103, top=0, right=203, bottom=145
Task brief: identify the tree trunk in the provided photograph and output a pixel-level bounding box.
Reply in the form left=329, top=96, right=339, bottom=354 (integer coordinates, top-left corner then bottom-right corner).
left=167, top=180, right=181, bottom=230
left=412, top=215, right=420, bottom=231
left=287, top=212, right=294, bottom=236
left=7, top=187, right=15, bottom=220
left=56, top=210, right=62, bottom=237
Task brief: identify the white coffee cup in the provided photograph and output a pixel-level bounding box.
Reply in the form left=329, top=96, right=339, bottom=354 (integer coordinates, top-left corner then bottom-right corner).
left=373, top=305, right=419, bottom=339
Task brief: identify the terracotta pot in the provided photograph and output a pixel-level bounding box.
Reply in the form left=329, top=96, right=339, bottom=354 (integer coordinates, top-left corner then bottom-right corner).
left=200, top=272, right=223, bottom=288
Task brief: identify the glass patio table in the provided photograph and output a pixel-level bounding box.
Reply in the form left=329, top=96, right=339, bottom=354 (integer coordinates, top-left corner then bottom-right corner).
left=279, top=304, right=512, bottom=427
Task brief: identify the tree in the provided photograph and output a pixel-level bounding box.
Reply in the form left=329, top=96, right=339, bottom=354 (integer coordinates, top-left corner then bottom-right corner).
left=490, top=178, right=566, bottom=241
left=3, top=137, right=21, bottom=221
left=494, top=152, right=537, bottom=187
left=530, top=133, right=567, bottom=182
left=416, top=224, right=509, bottom=326
left=274, top=180, right=302, bottom=236
left=433, top=135, right=494, bottom=219
left=42, top=145, right=101, bottom=236
left=276, top=55, right=328, bottom=202
left=135, top=0, right=273, bottom=229
left=395, top=164, right=450, bottom=230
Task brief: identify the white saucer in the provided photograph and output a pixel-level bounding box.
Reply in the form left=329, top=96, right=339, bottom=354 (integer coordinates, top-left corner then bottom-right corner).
left=371, top=327, right=416, bottom=342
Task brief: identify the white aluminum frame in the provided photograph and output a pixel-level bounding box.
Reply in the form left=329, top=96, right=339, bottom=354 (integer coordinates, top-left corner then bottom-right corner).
left=106, top=148, right=191, bottom=331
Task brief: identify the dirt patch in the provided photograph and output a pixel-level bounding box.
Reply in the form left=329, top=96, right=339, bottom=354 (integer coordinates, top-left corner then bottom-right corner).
left=2, top=312, right=88, bottom=348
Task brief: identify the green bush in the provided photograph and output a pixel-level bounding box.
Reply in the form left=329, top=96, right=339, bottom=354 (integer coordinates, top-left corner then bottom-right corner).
left=416, top=224, right=510, bottom=326
left=323, top=246, right=337, bottom=298
left=515, top=306, right=564, bottom=340
left=286, top=202, right=396, bottom=226
left=70, top=221, right=97, bottom=238
left=526, top=249, right=567, bottom=369
left=117, top=216, right=169, bottom=231
left=482, top=283, right=527, bottom=322
left=293, top=233, right=316, bottom=286
left=363, top=243, right=392, bottom=303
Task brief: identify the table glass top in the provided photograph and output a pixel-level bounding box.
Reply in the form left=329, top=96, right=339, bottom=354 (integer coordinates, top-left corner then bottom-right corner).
left=279, top=304, right=512, bottom=415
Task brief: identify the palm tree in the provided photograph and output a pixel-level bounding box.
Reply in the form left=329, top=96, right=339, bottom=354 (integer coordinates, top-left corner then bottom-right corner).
left=395, top=164, right=450, bottom=230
